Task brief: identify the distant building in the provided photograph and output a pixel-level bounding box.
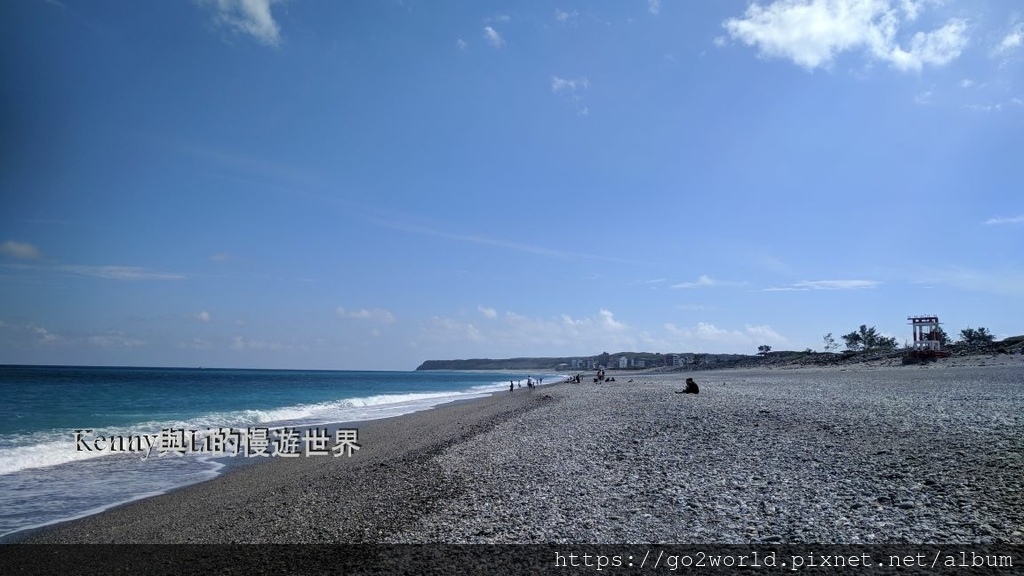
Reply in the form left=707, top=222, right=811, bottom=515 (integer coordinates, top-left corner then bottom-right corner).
left=618, top=356, right=629, bottom=369
left=664, top=354, right=677, bottom=366
left=636, top=359, right=645, bottom=368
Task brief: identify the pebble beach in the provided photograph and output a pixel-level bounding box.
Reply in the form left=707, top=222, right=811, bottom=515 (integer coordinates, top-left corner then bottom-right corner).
left=19, top=358, right=1024, bottom=545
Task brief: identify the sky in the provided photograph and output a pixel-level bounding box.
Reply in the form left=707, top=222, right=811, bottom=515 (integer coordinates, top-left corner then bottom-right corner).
left=1, top=0, right=1022, bottom=371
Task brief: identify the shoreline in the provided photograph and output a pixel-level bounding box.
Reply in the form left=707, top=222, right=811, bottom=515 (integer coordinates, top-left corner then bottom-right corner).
left=13, top=383, right=557, bottom=544
left=11, top=361, right=1024, bottom=544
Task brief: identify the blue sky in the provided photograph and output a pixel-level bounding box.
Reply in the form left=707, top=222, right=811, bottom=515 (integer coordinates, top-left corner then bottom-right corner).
left=2, top=0, right=1022, bottom=370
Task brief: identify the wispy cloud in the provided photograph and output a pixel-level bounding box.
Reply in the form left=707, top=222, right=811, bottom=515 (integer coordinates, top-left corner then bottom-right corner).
left=456, top=38, right=468, bottom=51
left=336, top=306, right=396, bottom=324
left=965, top=98, right=1024, bottom=113
left=647, top=0, right=661, bottom=16
left=194, top=310, right=212, bottom=323
left=59, top=265, right=187, bottom=281
left=483, top=26, right=505, bottom=48
left=201, top=0, right=284, bottom=47
left=910, top=265, right=1024, bottom=296
left=984, top=215, right=1024, bottom=225
left=723, top=0, right=968, bottom=72
left=477, top=305, right=498, bottom=318
left=367, top=217, right=635, bottom=264
left=763, top=279, right=879, bottom=291
left=672, top=275, right=744, bottom=289
left=0, top=240, right=42, bottom=259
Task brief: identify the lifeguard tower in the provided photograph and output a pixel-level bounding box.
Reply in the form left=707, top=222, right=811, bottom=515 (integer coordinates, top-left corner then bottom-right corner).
left=907, top=315, right=950, bottom=358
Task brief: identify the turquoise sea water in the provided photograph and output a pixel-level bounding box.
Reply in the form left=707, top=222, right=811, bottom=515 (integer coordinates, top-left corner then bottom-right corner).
left=0, top=365, right=559, bottom=540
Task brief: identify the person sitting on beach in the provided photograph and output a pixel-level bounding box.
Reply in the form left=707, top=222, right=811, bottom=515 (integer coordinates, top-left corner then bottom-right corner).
left=683, top=377, right=699, bottom=394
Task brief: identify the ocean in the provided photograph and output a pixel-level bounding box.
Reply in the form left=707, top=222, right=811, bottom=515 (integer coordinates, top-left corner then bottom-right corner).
left=0, top=365, right=560, bottom=540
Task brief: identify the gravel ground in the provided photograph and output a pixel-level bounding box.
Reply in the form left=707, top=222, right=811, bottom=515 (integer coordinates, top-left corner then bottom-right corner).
left=19, top=361, right=1023, bottom=545
left=389, top=362, right=1024, bottom=544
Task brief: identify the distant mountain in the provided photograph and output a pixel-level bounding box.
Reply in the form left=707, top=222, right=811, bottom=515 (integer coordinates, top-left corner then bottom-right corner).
left=415, top=357, right=578, bottom=371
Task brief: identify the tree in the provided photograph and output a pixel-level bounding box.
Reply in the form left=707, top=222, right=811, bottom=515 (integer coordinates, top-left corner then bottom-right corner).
left=823, top=333, right=838, bottom=353
left=876, top=335, right=898, bottom=351
left=842, top=331, right=862, bottom=351
left=842, top=325, right=895, bottom=351
left=959, top=327, right=994, bottom=346
left=757, top=344, right=772, bottom=355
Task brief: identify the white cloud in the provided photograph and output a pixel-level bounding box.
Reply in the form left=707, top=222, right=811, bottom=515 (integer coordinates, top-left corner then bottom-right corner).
left=913, top=90, right=932, bottom=104
left=910, top=265, right=1024, bottom=296
left=88, top=333, right=146, bottom=347
left=483, top=26, right=505, bottom=48
left=984, top=215, right=1024, bottom=225
left=423, top=317, right=486, bottom=343
left=478, top=305, right=497, bottom=318
left=231, top=336, right=292, bottom=351
left=180, top=337, right=214, bottom=350
left=368, top=217, right=634, bottom=264
left=887, top=19, right=969, bottom=71
left=763, top=279, right=880, bottom=291
left=551, top=76, right=589, bottom=93
left=414, top=309, right=800, bottom=357
left=59, top=265, right=186, bottom=281
left=671, top=275, right=744, bottom=289
left=723, top=0, right=968, bottom=71
left=965, top=98, right=1023, bottom=112
left=551, top=76, right=590, bottom=116
left=555, top=9, right=579, bottom=22
left=195, top=310, right=212, bottom=323
left=0, top=240, right=42, bottom=259
left=994, top=24, right=1023, bottom=54
left=336, top=306, right=396, bottom=323
left=456, top=38, right=468, bottom=51
left=648, top=0, right=661, bottom=16
left=210, top=252, right=229, bottom=262
left=898, top=0, right=926, bottom=21
left=598, top=308, right=626, bottom=331
left=663, top=322, right=788, bottom=351
left=201, top=0, right=284, bottom=47
left=30, top=325, right=58, bottom=343
left=960, top=78, right=975, bottom=88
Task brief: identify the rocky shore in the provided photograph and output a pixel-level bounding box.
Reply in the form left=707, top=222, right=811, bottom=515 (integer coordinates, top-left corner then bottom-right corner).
left=18, top=358, right=1022, bottom=547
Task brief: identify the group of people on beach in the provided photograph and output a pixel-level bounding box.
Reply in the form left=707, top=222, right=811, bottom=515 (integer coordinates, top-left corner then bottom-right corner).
left=509, top=376, right=542, bottom=394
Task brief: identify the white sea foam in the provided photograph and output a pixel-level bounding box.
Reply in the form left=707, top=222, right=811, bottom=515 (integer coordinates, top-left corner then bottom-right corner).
left=0, top=381, right=562, bottom=477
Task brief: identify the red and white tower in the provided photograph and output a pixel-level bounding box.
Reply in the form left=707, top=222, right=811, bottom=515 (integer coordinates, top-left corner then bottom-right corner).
left=908, top=315, right=942, bottom=352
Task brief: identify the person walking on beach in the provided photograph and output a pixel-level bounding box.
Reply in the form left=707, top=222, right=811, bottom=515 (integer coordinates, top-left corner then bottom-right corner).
left=510, top=380, right=514, bottom=394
